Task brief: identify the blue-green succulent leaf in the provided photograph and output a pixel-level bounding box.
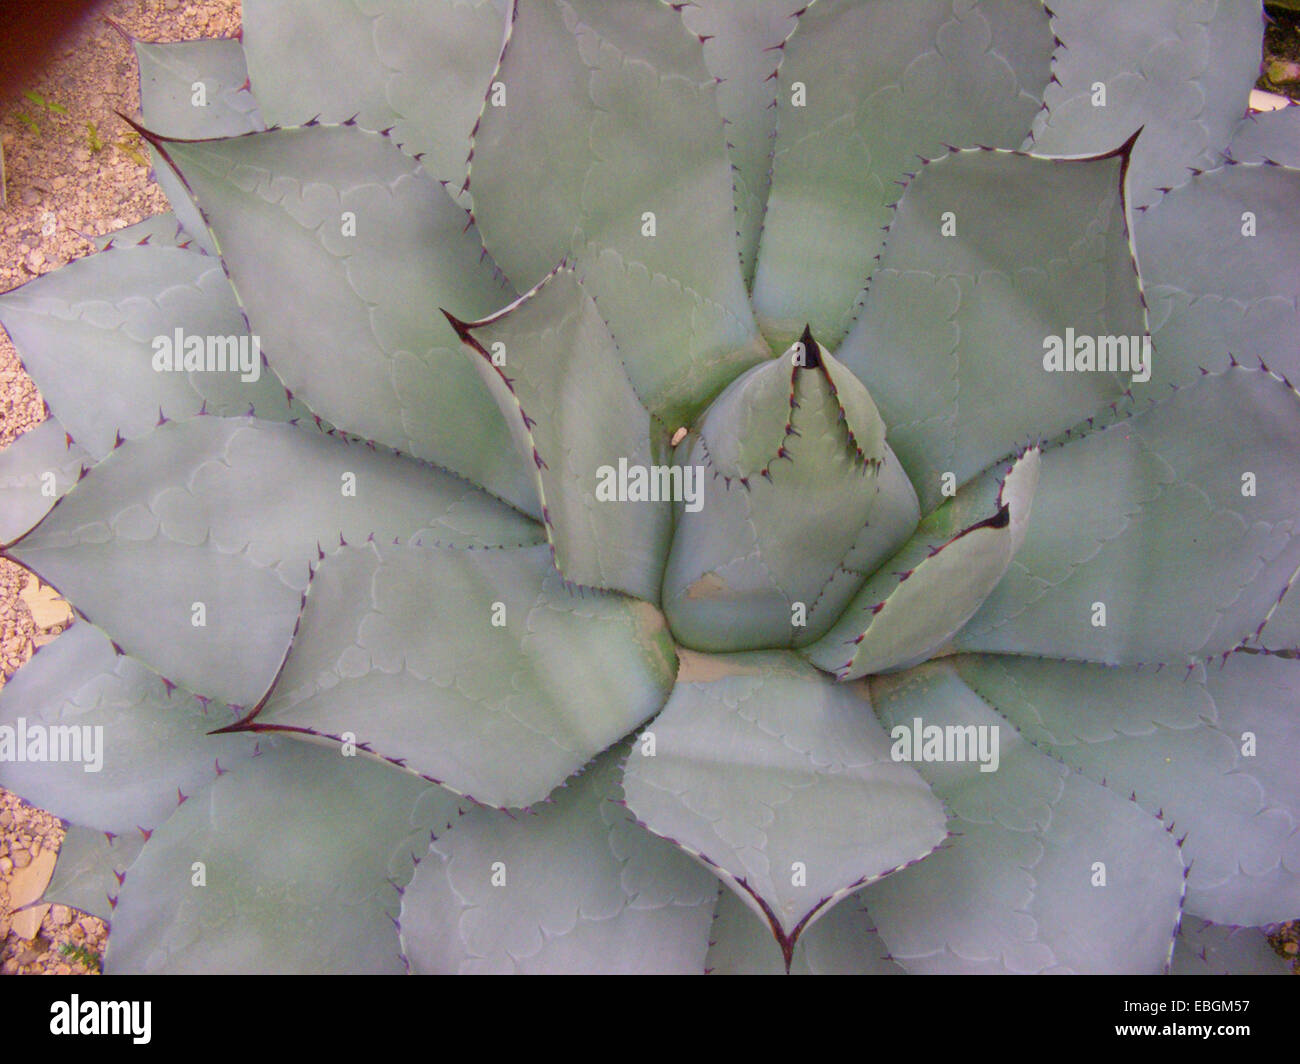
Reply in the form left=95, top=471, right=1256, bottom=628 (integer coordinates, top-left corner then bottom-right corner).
left=1028, top=0, right=1262, bottom=210
left=662, top=344, right=918, bottom=652
left=399, top=745, right=717, bottom=974
left=1137, top=161, right=1300, bottom=391
left=6, top=417, right=542, bottom=708
left=954, top=653, right=1300, bottom=925
left=134, top=36, right=265, bottom=255
left=150, top=156, right=217, bottom=256
left=752, top=0, right=1053, bottom=351
left=705, top=883, right=904, bottom=975
left=1254, top=559, right=1300, bottom=651
left=468, top=0, right=768, bottom=426
left=249, top=542, right=677, bottom=809
left=242, top=0, right=506, bottom=202
left=0, top=419, right=86, bottom=543
left=135, top=37, right=264, bottom=139
left=1171, top=916, right=1291, bottom=975
left=863, top=661, right=1188, bottom=974
left=40, top=824, right=145, bottom=921
left=2, top=0, right=1287, bottom=981
left=0, top=245, right=305, bottom=460
left=447, top=267, right=670, bottom=600
left=958, top=366, right=1300, bottom=664
left=0, top=623, right=257, bottom=835
left=92, top=212, right=185, bottom=251
left=153, top=124, right=538, bottom=515
left=678, top=1, right=800, bottom=286
left=1227, top=106, right=1300, bottom=168
left=104, top=740, right=465, bottom=974
left=622, top=649, right=946, bottom=965
left=804, top=449, right=1038, bottom=680
left=837, top=145, right=1145, bottom=513
left=1256, top=599, right=1300, bottom=656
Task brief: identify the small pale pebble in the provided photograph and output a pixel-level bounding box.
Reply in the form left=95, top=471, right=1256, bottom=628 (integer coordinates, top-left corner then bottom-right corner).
left=1, top=959, right=18, bottom=975
left=26, top=250, right=45, bottom=271
left=51, top=176, right=67, bottom=191
left=78, top=916, right=99, bottom=935
left=51, top=904, right=72, bottom=926
left=11, top=848, right=31, bottom=868
left=0, top=856, right=12, bottom=874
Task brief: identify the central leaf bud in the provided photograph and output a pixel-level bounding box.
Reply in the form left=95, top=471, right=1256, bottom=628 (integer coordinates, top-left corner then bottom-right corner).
left=660, top=328, right=920, bottom=652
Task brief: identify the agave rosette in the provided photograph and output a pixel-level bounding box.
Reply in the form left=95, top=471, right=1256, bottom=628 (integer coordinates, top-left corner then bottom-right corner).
left=0, top=0, right=1296, bottom=974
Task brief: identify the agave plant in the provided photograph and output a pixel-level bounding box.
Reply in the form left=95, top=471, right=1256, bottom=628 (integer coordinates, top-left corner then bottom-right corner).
left=0, top=0, right=1296, bottom=975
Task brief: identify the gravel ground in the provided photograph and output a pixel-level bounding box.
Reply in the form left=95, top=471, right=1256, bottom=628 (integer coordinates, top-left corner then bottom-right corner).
left=0, top=0, right=1295, bottom=978
left=0, top=0, right=241, bottom=977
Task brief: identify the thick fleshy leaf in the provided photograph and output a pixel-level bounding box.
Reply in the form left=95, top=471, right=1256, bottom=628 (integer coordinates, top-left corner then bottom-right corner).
left=953, top=653, right=1300, bottom=925
left=447, top=267, right=670, bottom=600
left=752, top=0, right=1053, bottom=350
left=662, top=342, right=918, bottom=651
left=40, top=824, right=145, bottom=921
left=1228, top=106, right=1300, bottom=168
left=958, top=366, right=1300, bottom=664
left=6, top=417, right=542, bottom=707
left=151, top=157, right=224, bottom=260
left=242, top=0, right=506, bottom=200
left=679, top=1, right=800, bottom=285
left=622, top=649, right=946, bottom=966
left=794, top=451, right=923, bottom=648
left=804, top=449, right=1038, bottom=680
left=134, top=36, right=265, bottom=255
left=92, top=212, right=186, bottom=251
left=836, top=145, right=1145, bottom=512
left=153, top=124, right=537, bottom=514
left=468, top=0, right=768, bottom=426
left=1137, top=161, right=1300, bottom=391
left=0, top=419, right=87, bottom=543
left=705, top=884, right=904, bottom=975
left=863, top=661, right=1188, bottom=974
left=0, top=245, right=305, bottom=460
left=247, top=542, right=677, bottom=809
left=1252, top=546, right=1300, bottom=649
left=1257, top=596, right=1300, bottom=655
left=1171, top=916, right=1291, bottom=975
left=0, top=623, right=257, bottom=835
left=1028, top=0, right=1263, bottom=210
left=135, top=37, right=264, bottom=138
left=104, top=740, right=465, bottom=974
left=1256, top=597, right=1300, bottom=654
left=399, top=745, right=717, bottom=974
